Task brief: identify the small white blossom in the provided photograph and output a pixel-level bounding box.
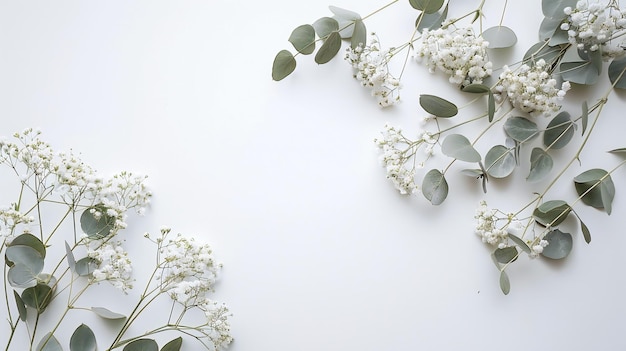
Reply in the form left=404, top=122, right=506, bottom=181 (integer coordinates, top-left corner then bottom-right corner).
left=87, top=240, right=134, bottom=292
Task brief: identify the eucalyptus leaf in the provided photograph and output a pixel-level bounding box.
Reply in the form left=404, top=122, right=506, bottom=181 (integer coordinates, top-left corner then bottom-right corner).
left=415, top=4, right=448, bottom=31
left=503, top=116, right=539, bottom=143
left=544, top=111, right=575, bottom=149
left=9, top=233, right=46, bottom=259
left=484, top=145, right=515, bottom=178
left=36, top=333, right=62, bottom=351
left=549, top=25, right=570, bottom=46
left=533, top=200, right=571, bottom=227
left=494, top=247, right=518, bottom=264
left=560, top=61, right=600, bottom=85
left=581, top=101, right=588, bottom=135
left=609, top=148, right=626, bottom=154
left=65, top=242, right=76, bottom=273
left=272, top=50, right=296, bottom=81
left=482, top=26, right=517, bottom=48
left=328, top=5, right=361, bottom=20
left=419, top=94, right=458, bottom=117
left=312, top=17, right=339, bottom=38
left=507, top=234, right=531, bottom=254
left=499, top=270, right=510, bottom=295
left=539, top=17, right=562, bottom=42
left=123, top=338, right=158, bottom=351
left=315, top=31, right=341, bottom=64
left=527, top=148, right=553, bottom=183
left=75, top=257, right=99, bottom=276
left=8, top=263, right=39, bottom=288
left=574, top=168, right=615, bottom=214
left=22, top=283, right=53, bottom=313
left=351, top=19, right=366, bottom=49
left=578, top=47, right=602, bottom=74
left=329, top=6, right=361, bottom=39
left=161, top=337, right=183, bottom=351
left=579, top=218, right=591, bottom=244
left=409, top=0, right=444, bottom=13
left=6, top=245, right=44, bottom=273
left=70, top=324, right=97, bottom=351
left=421, top=169, right=448, bottom=205
left=541, top=229, right=573, bottom=260
left=441, top=134, right=481, bottom=162
left=288, top=24, right=316, bottom=55
left=14, top=290, right=27, bottom=321
left=608, top=56, right=626, bottom=89
left=523, top=41, right=564, bottom=66
left=488, top=91, right=495, bottom=122
left=461, top=83, right=490, bottom=94
left=80, top=205, right=116, bottom=239
left=542, top=0, right=577, bottom=18
left=91, top=306, right=127, bottom=320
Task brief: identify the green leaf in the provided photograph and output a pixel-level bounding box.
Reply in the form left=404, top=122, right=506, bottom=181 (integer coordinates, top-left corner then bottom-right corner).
left=579, top=218, right=591, bottom=244
left=415, top=4, right=448, bottom=31
left=161, top=337, right=183, bottom=351
left=329, top=6, right=361, bottom=39
left=91, top=306, right=127, bottom=320
left=36, top=333, right=62, bottom=351
left=75, top=257, right=99, bottom=276
left=6, top=245, right=44, bottom=273
left=8, top=263, right=39, bottom=288
left=329, top=6, right=361, bottom=20
left=65, top=242, right=76, bottom=273
left=441, top=134, right=481, bottom=162
left=527, top=148, right=553, bottom=183
left=461, top=83, right=490, bottom=94
left=499, top=270, right=510, bottom=295
left=503, top=116, right=539, bottom=143
left=9, top=233, right=46, bottom=259
left=482, top=26, right=517, bottom=49
left=560, top=61, right=600, bottom=85
left=13, top=290, right=27, bottom=321
left=421, top=169, right=448, bottom=205
left=533, top=200, right=571, bottom=227
left=507, top=234, right=532, bottom=254
left=288, top=24, right=316, bottom=55
left=608, top=56, right=626, bottom=89
left=70, top=324, right=97, bottom=351
left=419, top=94, right=458, bottom=117
left=609, top=148, right=626, bottom=154
left=541, top=229, right=573, bottom=260
left=542, top=0, right=577, bottom=18
left=312, top=17, right=339, bottom=38
left=581, top=101, right=588, bottom=135
left=523, top=41, right=564, bottom=66
left=578, top=48, right=602, bottom=74
left=80, top=205, right=116, bottom=239
left=484, top=145, right=515, bottom=178
left=22, top=283, right=53, bottom=313
left=272, top=50, right=296, bottom=81
left=123, top=339, right=158, bottom=351
left=409, top=0, right=444, bottom=13
left=494, top=247, right=518, bottom=264
left=488, top=91, right=495, bottom=122
left=544, top=111, right=575, bottom=149
left=315, top=31, right=341, bottom=64
left=574, top=168, right=615, bottom=214
left=351, top=19, right=366, bottom=49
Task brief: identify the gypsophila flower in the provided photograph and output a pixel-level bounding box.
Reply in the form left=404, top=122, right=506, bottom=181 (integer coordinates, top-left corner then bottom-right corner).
left=496, top=59, right=571, bottom=115
left=345, top=33, right=401, bottom=107
left=563, top=0, right=626, bottom=59
left=416, top=25, right=493, bottom=86
left=87, top=240, right=134, bottom=292
left=0, top=207, right=34, bottom=239
left=196, top=299, right=233, bottom=349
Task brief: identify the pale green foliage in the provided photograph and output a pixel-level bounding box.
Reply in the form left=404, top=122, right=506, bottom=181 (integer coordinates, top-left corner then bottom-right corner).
left=482, top=26, right=517, bottom=49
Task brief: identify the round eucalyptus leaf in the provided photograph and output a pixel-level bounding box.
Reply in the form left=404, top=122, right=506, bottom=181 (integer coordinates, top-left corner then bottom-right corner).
left=80, top=205, right=116, bottom=239
left=6, top=245, right=44, bottom=273
left=36, top=333, right=62, bottom=351
left=503, top=116, right=539, bottom=143
left=494, top=247, right=518, bottom=264
left=541, top=229, right=573, bottom=260
left=482, top=26, right=517, bottom=49
left=539, top=17, right=562, bottom=41
left=419, top=94, right=458, bottom=117
left=70, top=324, right=97, bottom=351
left=461, top=83, right=490, bottom=94
left=409, top=0, right=444, bottom=13
left=523, top=42, right=564, bottom=66
left=288, top=24, right=316, bottom=55
left=9, top=233, right=46, bottom=259
left=542, top=0, right=577, bottom=18
left=122, top=338, right=158, bottom=351
left=441, top=134, right=481, bottom=162
left=578, top=48, right=602, bottom=74
left=484, top=145, right=515, bottom=178
left=544, top=111, right=575, bottom=149
left=499, top=271, right=510, bottom=295
left=533, top=200, right=571, bottom=227
left=91, top=306, right=127, bottom=320
left=272, top=50, right=296, bottom=81
left=22, top=283, right=53, bottom=313
left=328, top=5, right=361, bottom=20
left=315, top=31, right=341, bottom=64
left=161, top=337, right=183, bottom=351
left=312, top=17, right=339, bottom=38
left=608, top=56, right=626, bottom=89
left=76, top=257, right=100, bottom=276
left=416, top=4, right=448, bottom=31
left=421, top=169, right=448, bottom=205
left=560, top=61, right=600, bottom=85
left=8, top=263, right=38, bottom=288
left=527, top=147, right=553, bottom=183
left=351, top=19, right=366, bottom=49
left=574, top=168, right=615, bottom=214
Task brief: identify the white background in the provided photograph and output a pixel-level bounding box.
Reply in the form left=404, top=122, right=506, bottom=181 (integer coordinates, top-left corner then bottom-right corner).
left=1, top=0, right=626, bottom=350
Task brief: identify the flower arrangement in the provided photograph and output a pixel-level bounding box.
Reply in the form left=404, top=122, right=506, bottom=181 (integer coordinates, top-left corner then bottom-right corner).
left=1, top=129, right=232, bottom=350
left=272, top=0, right=626, bottom=294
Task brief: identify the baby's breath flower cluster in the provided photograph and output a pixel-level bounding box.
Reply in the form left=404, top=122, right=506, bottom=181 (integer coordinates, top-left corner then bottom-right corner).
left=496, top=59, right=571, bottom=115
left=416, top=24, right=493, bottom=86
left=562, top=0, right=626, bottom=59
left=345, top=34, right=401, bottom=107
left=86, top=239, right=134, bottom=292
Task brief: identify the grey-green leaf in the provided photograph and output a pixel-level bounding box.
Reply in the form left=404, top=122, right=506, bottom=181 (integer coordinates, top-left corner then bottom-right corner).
left=91, top=306, right=127, bottom=320
left=70, top=324, right=97, bottom=351
left=37, top=333, right=62, bottom=351
left=409, top=0, right=445, bottom=13
left=329, top=6, right=361, bottom=20
left=533, top=200, right=571, bottom=227
left=484, top=145, right=515, bottom=178
left=80, top=205, right=116, bottom=239
left=494, top=247, right=518, bottom=264
left=351, top=19, right=366, bottom=49
left=541, top=229, right=573, bottom=260
left=579, top=218, right=591, bottom=244
left=315, top=31, right=341, bottom=64
left=560, top=61, right=600, bottom=85
left=499, top=270, right=510, bottom=295
left=461, top=83, right=490, bottom=94
left=419, top=94, right=458, bottom=117
left=9, top=233, right=46, bottom=259
left=65, top=242, right=76, bottom=273
left=544, top=111, right=575, bottom=149
left=123, top=339, right=158, bottom=351
left=523, top=41, right=564, bottom=66
left=503, top=116, right=539, bottom=143
left=482, top=26, right=517, bottom=49
left=75, top=257, right=99, bottom=276
left=13, top=290, right=27, bottom=321
left=421, top=169, right=448, bottom=205
left=608, top=56, right=626, bottom=89
left=272, top=50, right=296, bottom=81
left=22, top=283, right=53, bottom=313
left=288, top=24, right=316, bottom=55
left=574, top=168, right=615, bottom=214
left=6, top=245, right=44, bottom=273
left=527, top=148, right=553, bottom=183
left=488, top=91, right=495, bottom=122
left=312, top=17, right=339, bottom=38
left=8, top=263, right=39, bottom=288
left=161, top=337, right=183, bottom=351
left=542, top=0, right=577, bottom=18
left=507, top=234, right=532, bottom=254
left=581, top=101, right=588, bottom=135
left=441, top=134, right=481, bottom=162
left=416, top=4, right=448, bottom=31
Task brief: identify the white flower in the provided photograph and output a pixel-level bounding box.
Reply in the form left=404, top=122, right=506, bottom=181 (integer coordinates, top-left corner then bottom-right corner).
left=87, top=240, right=134, bottom=292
